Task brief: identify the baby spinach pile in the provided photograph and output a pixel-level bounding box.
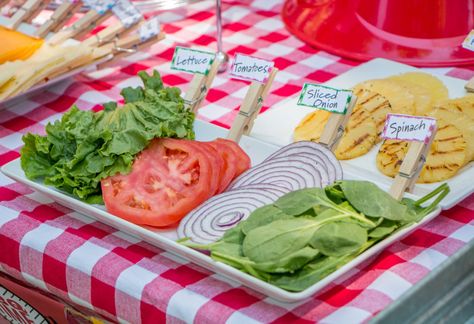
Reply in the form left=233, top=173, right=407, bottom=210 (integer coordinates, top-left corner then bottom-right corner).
left=21, top=70, right=195, bottom=203
left=187, top=180, right=449, bottom=292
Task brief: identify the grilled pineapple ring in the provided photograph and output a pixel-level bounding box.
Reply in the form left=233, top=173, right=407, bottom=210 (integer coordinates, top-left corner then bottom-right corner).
left=293, top=107, right=377, bottom=160
left=376, top=120, right=467, bottom=183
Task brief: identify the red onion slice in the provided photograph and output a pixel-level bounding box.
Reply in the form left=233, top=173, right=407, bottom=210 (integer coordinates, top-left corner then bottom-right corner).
left=264, top=141, right=343, bottom=182
left=227, top=155, right=329, bottom=191
left=177, top=185, right=288, bottom=244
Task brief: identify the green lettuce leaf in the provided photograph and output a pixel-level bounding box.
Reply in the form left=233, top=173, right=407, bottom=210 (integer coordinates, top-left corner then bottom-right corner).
left=20, top=70, right=195, bottom=203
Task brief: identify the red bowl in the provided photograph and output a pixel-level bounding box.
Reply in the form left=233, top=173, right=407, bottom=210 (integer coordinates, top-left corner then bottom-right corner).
left=282, top=0, right=474, bottom=67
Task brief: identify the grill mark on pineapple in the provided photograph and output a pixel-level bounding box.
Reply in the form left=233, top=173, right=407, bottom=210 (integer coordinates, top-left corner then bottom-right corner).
left=425, top=163, right=462, bottom=170
left=437, top=125, right=450, bottom=131
left=349, top=112, right=371, bottom=129
left=341, top=134, right=371, bottom=153
left=437, top=135, right=463, bottom=142
left=431, top=149, right=465, bottom=155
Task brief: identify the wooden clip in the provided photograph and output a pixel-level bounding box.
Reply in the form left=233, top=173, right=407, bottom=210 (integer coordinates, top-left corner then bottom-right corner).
left=83, top=21, right=129, bottom=47
left=388, top=127, right=437, bottom=200
left=227, top=68, right=278, bottom=143
left=47, top=9, right=113, bottom=45
left=183, top=58, right=221, bottom=113
left=319, top=96, right=357, bottom=151
left=35, top=1, right=82, bottom=38
left=8, top=0, right=48, bottom=30
left=465, top=76, right=474, bottom=93
left=96, top=31, right=166, bottom=69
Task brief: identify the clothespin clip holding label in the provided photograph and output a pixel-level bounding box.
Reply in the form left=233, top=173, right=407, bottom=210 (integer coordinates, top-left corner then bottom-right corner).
left=47, top=0, right=116, bottom=45
left=297, top=83, right=356, bottom=151
left=82, top=0, right=142, bottom=47
left=227, top=53, right=277, bottom=143
left=34, top=0, right=83, bottom=38
left=170, top=46, right=219, bottom=113
left=97, top=17, right=164, bottom=69
left=8, top=0, right=49, bottom=30
left=462, top=30, right=474, bottom=92
left=383, top=114, right=438, bottom=200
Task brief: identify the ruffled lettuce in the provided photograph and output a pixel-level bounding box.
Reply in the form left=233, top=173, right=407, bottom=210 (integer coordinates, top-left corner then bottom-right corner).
left=21, top=70, right=195, bottom=203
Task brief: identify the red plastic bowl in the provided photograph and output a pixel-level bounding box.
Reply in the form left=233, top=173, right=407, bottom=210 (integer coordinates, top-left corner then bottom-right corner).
left=282, top=0, right=474, bottom=67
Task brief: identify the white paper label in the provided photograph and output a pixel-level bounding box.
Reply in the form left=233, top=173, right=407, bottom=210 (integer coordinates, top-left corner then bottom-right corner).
left=112, top=0, right=142, bottom=27
left=138, top=17, right=160, bottom=41
left=297, top=83, right=352, bottom=114
left=171, top=47, right=216, bottom=75
left=83, top=0, right=116, bottom=15
left=462, top=30, right=474, bottom=51
left=229, top=53, right=274, bottom=83
left=382, top=114, right=436, bottom=143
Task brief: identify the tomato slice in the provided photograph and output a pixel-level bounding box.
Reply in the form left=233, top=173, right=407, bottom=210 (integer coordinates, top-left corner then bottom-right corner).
left=101, top=138, right=213, bottom=227
left=208, top=140, right=238, bottom=193
left=216, top=138, right=251, bottom=177
left=198, top=142, right=223, bottom=196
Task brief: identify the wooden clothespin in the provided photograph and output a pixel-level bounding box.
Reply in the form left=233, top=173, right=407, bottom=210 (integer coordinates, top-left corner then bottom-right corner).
left=319, top=96, right=357, bottom=151
left=34, top=1, right=82, bottom=38
left=183, top=58, right=220, bottom=113
left=8, top=0, right=49, bottom=30
left=82, top=0, right=143, bottom=47
left=47, top=1, right=115, bottom=45
left=96, top=18, right=165, bottom=69
left=384, top=115, right=438, bottom=200
left=465, top=76, right=474, bottom=93
left=227, top=68, right=278, bottom=143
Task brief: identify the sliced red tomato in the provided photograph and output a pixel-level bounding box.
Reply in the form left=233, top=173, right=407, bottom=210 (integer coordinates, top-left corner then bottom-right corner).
left=101, top=138, right=213, bottom=227
left=208, top=140, right=238, bottom=193
left=216, top=138, right=251, bottom=177
left=198, top=142, right=223, bottom=196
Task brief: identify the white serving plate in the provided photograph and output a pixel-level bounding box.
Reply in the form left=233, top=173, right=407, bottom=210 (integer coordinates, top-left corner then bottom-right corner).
left=250, top=58, right=473, bottom=209
left=2, top=119, right=442, bottom=302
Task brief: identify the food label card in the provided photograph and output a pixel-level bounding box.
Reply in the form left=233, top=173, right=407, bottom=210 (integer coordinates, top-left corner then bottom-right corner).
left=138, top=17, right=160, bottom=41
left=297, top=83, right=352, bottom=114
left=462, top=30, right=474, bottom=51
left=229, top=53, right=274, bottom=83
left=382, top=114, right=436, bottom=143
left=171, top=47, right=216, bottom=75
left=112, top=0, right=142, bottom=27
left=83, top=0, right=116, bottom=14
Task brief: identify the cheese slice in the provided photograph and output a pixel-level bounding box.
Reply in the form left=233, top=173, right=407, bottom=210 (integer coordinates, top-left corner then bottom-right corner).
left=0, top=26, right=44, bottom=64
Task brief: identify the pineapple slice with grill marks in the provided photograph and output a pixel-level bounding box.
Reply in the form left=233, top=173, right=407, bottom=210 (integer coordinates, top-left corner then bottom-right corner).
left=427, top=107, right=474, bottom=163
left=376, top=120, right=468, bottom=183
left=434, top=95, right=474, bottom=120
left=353, top=79, right=416, bottom=142
left=293, top=107, right=376, bottom=160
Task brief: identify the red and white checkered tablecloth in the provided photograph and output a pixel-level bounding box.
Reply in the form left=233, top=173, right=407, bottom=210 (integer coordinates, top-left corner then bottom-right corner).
left=1, top=0, right=474, bottom=323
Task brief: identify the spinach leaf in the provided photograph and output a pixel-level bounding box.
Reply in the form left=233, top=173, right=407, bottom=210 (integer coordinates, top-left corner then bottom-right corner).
left=241, top=205, right=292, bottom=235
left=274, top=188, right=376, bottom=227
left=368, top=219, right=399, bottom=239
left=243, top=218, right=319, bottom=263
left=340, top=180, right=408, bottom=221
left=309, top=222, right=367, bottom=257
left=253, top=246, right=319, bottom=274
left=268, top=254, right=355, bottom=292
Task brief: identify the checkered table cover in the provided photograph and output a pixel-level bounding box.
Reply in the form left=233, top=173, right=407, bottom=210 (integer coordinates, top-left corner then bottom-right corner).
left=1, top=1, right=474, bottom=323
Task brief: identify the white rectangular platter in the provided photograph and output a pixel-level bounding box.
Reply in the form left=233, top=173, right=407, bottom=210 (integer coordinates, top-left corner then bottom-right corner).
left=2, top=119, right=442, bottom=302
left=250, top=58, right=473, bottom=209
